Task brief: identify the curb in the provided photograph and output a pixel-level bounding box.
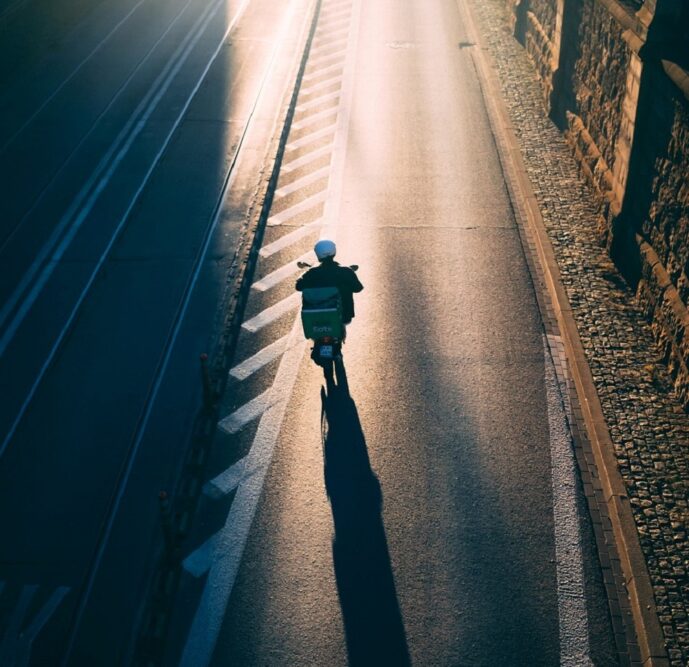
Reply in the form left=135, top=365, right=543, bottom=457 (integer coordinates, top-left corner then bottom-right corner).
left=456, top=0, right=668, bottom=665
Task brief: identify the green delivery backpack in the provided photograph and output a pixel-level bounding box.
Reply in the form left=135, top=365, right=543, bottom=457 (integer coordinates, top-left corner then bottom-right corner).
left=300, top=287, right=344, bottom=340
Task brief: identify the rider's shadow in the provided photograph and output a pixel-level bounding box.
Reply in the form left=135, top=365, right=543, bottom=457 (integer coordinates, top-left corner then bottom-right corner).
left=321, top=371, right=411, bottom=666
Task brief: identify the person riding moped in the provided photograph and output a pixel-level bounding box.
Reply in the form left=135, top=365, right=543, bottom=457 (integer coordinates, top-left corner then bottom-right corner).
left=296, top=239, right=363, bottom=348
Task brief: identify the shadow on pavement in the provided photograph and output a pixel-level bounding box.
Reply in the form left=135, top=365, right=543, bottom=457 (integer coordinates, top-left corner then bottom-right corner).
left=320, top=367, right=410, bottom=667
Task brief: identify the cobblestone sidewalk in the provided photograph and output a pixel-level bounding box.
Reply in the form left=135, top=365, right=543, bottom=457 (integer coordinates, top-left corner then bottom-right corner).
left=466, top=1, right=689, bottom=664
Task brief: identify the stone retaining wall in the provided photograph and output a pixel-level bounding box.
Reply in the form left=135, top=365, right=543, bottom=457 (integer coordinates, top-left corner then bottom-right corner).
left=506, top=0, right=689, bottom=408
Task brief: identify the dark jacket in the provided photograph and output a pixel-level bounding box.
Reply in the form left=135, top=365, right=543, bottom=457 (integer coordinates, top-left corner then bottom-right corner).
left=295, top=259, right=363, bottom=323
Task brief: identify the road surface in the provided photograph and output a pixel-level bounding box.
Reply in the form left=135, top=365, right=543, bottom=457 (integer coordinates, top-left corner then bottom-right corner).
left=0, top=0, right=621, bottom=664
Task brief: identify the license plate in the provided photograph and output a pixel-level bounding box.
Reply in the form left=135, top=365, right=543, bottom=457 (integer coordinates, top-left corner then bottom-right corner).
left=319, top=345, right=334, bottom=358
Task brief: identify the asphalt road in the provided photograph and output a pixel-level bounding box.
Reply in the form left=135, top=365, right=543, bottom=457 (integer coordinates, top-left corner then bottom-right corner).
left=165, top=0, right=620, bottom=666
left=1, top=0, right=621, bottom=664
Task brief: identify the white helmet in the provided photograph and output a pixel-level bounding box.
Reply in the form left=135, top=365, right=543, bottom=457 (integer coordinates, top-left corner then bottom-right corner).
left=314, top=239, right=336, bottom=261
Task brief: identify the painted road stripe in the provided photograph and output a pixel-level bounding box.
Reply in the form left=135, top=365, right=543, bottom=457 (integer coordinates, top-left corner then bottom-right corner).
left=302, top=62, right=344, bottom=84
left=204, top=456, right=248, bottom=499
left=300, top=74, right=343, bottom=97
left=312, top=26, right=349, bottom=50
left=296, top=89, right=340, bottom=113
left=267, top=192, right=326, bottom=226
left=252, top=253, right=311, bottom=292
left=241, top=292, right=301, bottom=333
left=310, top=36, right=347, bottom=57
left=183, top=534, right=219, bottom=578
left=292, top=107, right=339, bottom=132
left=180, top=319, right=308, bottom=666
left=308, top=46, right=346, bottom=67
left=274, top=166, right=330, bottom=198
left=285, top=125, right=336, bottom=151
left=543, top=336, right=592, bottom=665
left=230, top=335, right=291, bottom=381
left=260, top=221, right=320, bottom=258
left=282, top=145, right=332, bottom=173
left=218, top=390, right=279, bottom=435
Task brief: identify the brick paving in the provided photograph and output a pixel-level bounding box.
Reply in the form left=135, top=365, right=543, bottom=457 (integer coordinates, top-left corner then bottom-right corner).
left=466, top=0, right=689, bottom=663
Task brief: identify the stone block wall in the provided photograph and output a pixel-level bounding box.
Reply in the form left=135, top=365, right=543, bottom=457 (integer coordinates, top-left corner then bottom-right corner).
left=505, top=0, right=689, bottom=407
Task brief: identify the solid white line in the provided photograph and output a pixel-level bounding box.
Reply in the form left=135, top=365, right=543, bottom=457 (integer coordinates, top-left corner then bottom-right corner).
left=274, top=166, right=330, bottom=197
left=218, top=389, right=279, bottom=435
left=267, top=191, right=326, bottom=226
left=180, top=320, right=307, bottom=667
left=302, top=62, right=344, bottom=84
left=183, top=534, right=219, bottom=578
left=320, top=0, right=361, bottom=241
left=241, top=293, right=301, bottom=333
left=0, top=0, right=206, bottom=344
left=296, top=89, right=341, bottom=113
left=282, top=144, right=332, bottom=173
left=292, top=107, right=339, bottom=132
left=0, top=0, right=254, bottom=458
left=230, top=335, right=290, bottom=381
left=285, top=124, right=336, bottom=151
left=543, top=336, right=593, bottom=666
left=204, top=456, right=248, bottom=498
left=259, top=220, right=321, bottom=257
left=300, top=73, right=343, bottom=97
left=252, top=253, right=311, bottom=292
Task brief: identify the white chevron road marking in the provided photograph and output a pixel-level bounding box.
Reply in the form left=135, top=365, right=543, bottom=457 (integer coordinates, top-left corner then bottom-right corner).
left=260, top=221, right=321, bottom=258
left=267, top=191, right=327, bottom=226
left=183, top=534, right=219, bottom=578
left=292, top=108, right=339, bottom=132
left=274, top=167, right=330, bottom=198
left=296, top=89, right=340, bottom=113
left=241, top=293, right=301, bottom=333
left=302, top=62, right=344, bottom=84
left=218, top=390, right=279, bottom=435
left=282, top=145, right=332, bottom=173
left=300, top=73, right=343, bottom=96
left=252, top=253, right=311, bottom=292
left=204, top=456, right=248, bottom=499
left=285, top=124, right=336, bottom=151
left=230, top=335, right=291, bottom=381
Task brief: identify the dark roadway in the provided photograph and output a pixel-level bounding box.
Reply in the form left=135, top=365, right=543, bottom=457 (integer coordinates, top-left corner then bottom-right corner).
left=1, top=0, right=621, bottom=664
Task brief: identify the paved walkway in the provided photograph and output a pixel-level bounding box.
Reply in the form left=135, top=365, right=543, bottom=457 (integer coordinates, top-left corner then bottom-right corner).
left=466, top=1, right=689, bottom=664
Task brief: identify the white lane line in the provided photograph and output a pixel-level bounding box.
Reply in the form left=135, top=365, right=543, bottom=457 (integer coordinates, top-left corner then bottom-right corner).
left=204, top=456, right=248, bottom=498
left=285, top=124, right=336, bottom=151
left=274, top=166, right=330, bottom=198
left=0, top=585, right=38, bottom=662
left=218, top=390, right=279, bottom=435
left=292, top=107, right=339, bottom=132
left=260, top=220, right=321, bottom=258
left=14, top=586, right=70, bottom=667
left=302, top=62, right=344, bottom=84
left=252, top=253, right=311, bottom=292
left=0, top=0, right=210, bottom=348
left=300, top=73, right=343, bottom=97
left=230, top=335, right=291, bottom=381
left=267, top=191, right=326, bottom=226
left=180, top=319, right=308, bottom=667
left=183, top=534, right=219, bottom=578
left=241, top=293, right=301, bottom=333
left=543, top=336, right=593, bottom=666
left=296, top=89, right=340, bottom=113
left=0, top=0, right=254, bottom=457
left=282, top=145, right=332, bottom=173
